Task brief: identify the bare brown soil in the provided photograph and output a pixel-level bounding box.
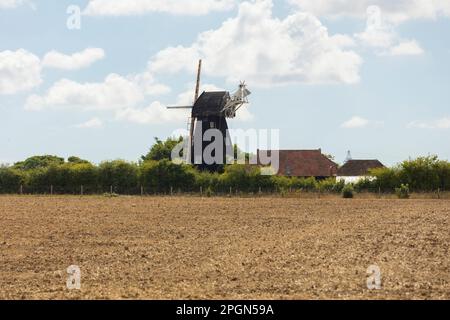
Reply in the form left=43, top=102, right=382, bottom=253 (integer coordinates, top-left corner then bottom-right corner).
left=0, top=195, right=448, bottom=300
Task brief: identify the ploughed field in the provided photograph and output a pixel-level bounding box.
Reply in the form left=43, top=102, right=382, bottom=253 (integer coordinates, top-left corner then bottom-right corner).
left=0, top=196, right=448, bottom=299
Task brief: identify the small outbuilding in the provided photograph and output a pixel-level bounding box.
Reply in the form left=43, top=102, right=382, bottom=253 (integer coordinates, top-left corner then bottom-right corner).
left=337, top=159, right=385, bottom=184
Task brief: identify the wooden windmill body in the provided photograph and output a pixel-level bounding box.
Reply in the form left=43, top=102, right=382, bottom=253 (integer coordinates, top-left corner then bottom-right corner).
left=168, top=60, right=251, bottom=171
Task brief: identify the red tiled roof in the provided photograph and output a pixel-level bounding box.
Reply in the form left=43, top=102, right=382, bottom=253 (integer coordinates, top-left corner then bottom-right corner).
left=337, top=160, right=385, bottom=176
left=258, top=149, right=338, bottom=177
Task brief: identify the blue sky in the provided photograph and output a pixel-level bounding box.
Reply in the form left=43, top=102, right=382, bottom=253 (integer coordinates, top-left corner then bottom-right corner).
left=1, top=0, right=449, bottom=166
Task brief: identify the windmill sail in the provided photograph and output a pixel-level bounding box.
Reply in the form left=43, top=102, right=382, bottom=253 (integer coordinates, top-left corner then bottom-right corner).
left=221, top=82, right=251, bottom=118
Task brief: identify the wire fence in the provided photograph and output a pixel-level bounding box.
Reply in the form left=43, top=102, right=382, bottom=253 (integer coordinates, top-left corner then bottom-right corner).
left=0, top=184, right=448, bottom=199
left=3, top=184, right=279, bottom=196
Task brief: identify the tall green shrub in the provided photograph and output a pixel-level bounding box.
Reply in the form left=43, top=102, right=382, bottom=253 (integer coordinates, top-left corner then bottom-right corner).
left=98, top=160, right=139, bottom=194
left=0, top=168, right=24, bottom=193
left=219, top=164, right=263, bottom=193
left=370, top=167, right=401, bottom=192
left=140, top=160, right=196, bottom=193
left=399, top=156, right=440, bottom=192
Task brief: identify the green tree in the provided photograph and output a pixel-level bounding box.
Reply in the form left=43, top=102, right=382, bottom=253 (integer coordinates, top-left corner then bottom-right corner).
left=68, top=156, right=91, bottom=164
left=141, top=137, right=184, bottom=162
left=13, top=155, right=64, bottom=171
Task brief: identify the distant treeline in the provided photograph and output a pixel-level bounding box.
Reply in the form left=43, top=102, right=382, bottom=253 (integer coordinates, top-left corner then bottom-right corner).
left=1, top=138, right=449, bottom=195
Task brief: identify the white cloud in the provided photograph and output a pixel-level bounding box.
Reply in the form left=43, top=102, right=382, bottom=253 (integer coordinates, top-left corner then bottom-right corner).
left=24, top=70, right=179, bottom=125
left=26, top=75, right=253, bottom=125
left=355, top=6, right=424, bottom=56
left=42, top=48, right=105, bottom=70
left=408, top=118, right=450, bottom=129
left=74, top=117, right=103, bottom=129
left=83, top=0, right=235, bottom=16
left=0, top=49, right=42, bottom=95
left=355, top=6, right=395, bottom=48
left=341, top=116, right=370, bottom=129
left=288, top=0, right=450, bottom=24
left=234, top=105, right=254, bottom=122
left=149, top=0, right=362, bottom=86
left=116, top=102, right=188, bottom=124
left=25, top=74, right=145, bottom=111
left=390, top=40, right=424, bottom=56
left=129, top=71, right=171, bottom=96
left=0, top=0, right=23, bottom=9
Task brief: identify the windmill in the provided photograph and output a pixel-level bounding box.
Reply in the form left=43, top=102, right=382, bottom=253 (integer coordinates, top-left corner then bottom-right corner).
left=167, top=60, right=251, bottom=171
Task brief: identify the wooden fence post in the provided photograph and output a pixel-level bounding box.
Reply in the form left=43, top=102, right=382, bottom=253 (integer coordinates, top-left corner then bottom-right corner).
left=50, top=185, right=53, bottom=195
left=110, top=185, right=113, bottom=194
left=20, top=185, right=23, bottom=195
left=81, top=185, right=84, bottom=196
left=200, top=186, right=203, bottom=196
left=141, top=185, right=144, bottom=196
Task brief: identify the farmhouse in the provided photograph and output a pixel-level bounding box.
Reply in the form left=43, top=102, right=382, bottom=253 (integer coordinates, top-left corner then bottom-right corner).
left=257, top=149, right=338, bottom=179
left=337, top=159, right=385, bottom=184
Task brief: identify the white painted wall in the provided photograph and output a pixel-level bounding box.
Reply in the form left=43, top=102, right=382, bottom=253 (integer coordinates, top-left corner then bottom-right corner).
left=337, top=176, right=375, bottom=184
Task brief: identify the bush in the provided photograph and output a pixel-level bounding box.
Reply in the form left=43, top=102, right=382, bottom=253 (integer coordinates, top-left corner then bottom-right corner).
left=26, top=167, right=51, bottom=193
left=395, top=184, right=410, bottom=199
left=98, top=160, right=139, bottom=194
left=0, top=168, right=24, bottom=193
left=140, top=160, right=196, bottom=193
left=270, top=175, right=291, bottom=193
left=195, top=171, right=220, bottom=192
left=219, top=164, right=263, bottom=193
left=68, top=163, right=99, bottom=193
left=436, top=160, right=450, bottom=191
left=342, top=184, right=354, bottom=198
left=371, top=156, right=450, bottom=193
left=205, top=186, right=213, bottom=197
left=103, top=192, right=119, bottom=198
left=354, top=178, right=377, bottom=193
left=318, top=178, right=344, bottom=193
left=370, top=167, right=401, bottom=192
left=290, top=177, right=317, bottom=192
